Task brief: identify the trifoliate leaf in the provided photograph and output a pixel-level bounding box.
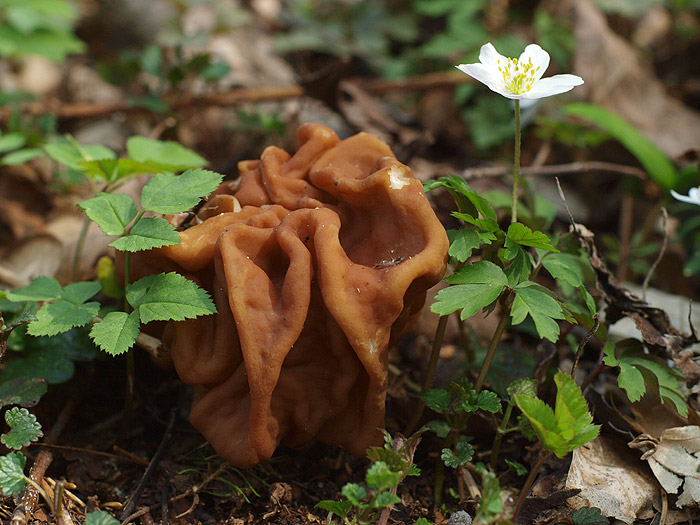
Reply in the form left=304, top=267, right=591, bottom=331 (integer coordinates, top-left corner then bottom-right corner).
left=97, top=256, right=123, bottom=300
left=366, top=461, right=400, bottom=492
left=0, top=452, right=26, bottom=495
left=85, top=511, right=120, bottom=525
left=28, top=299, right=100, bottom=337
left=140, top=169, right=223, bottom=214
left=421, top=388, right=450, bottom=412
left=572, top=507, right=609, bottom=525
left=127, top=136, right=207, bottom=171
left=0, top=377, right=47, bottom=408
left=341, top=483, right=367, bottom=506
left=126, top=272, right=216, bottom=323
left=373, top=491, right=401, bottom=508
left=432, top=261, right=508, bottom=319
left=89, top=311, right=140, bottom=356
left=315, top=500, right=353, bottom=518
left=6, top=276, right=62, bottom=302
left=109, top=217, right=180, bottom=252
left=447, top=228, right=481, bottom=263
left=505, top=222, right=558, bottom=256
left=77, top=193, right=138, bottom=236
left=1, top=407, right=42, bottom=450
left=542, top=252, right=584, bottom=288
left=59, top=281, right=101, bottom=305
left=511, top=282, right=565, bottom=342
left=441, top=439, right=474, bottom=468
left=44, top=141, right=116, bottom=171
left=476, top=390, right=502, bottom=413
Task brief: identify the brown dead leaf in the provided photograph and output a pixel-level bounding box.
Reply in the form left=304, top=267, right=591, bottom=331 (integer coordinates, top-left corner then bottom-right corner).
left=573, top=0, right=700, bottom=159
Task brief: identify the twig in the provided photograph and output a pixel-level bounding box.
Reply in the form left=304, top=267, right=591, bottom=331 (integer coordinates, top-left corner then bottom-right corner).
left=462, top=161, right=647, bottom=181
left=119, top=410, right=177, bottom=521
left=570, top=315, right=600, bottom=382
left=512, top=450, right=550, bottom=523
left=642, top=208, right=668, bottom=301
left=33, top=443, right=148, bottom=465
left=11, top=450, right=53, bottom=525
left=54, top=481, right=75, bottom=525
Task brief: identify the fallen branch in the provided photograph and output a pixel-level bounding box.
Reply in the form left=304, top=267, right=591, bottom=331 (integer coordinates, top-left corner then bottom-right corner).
left=461, top=161, right=647, bottom=180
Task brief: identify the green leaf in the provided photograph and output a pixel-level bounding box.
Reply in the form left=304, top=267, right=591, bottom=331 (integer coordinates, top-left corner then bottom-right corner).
left=341, top=483, right=367, bottom=506
left=572, top=507, right=609, bottom=525
left=0, top=132, right=26, bottom=153
left=423, top=175, right=497, bottom=220
left=44, top=140, right=116, bottom=171
left=616, top=363, right=646, bottom=402
left=85, top=511, right=120, bottom=525
left=140, top=169, right=223, bottom=214
left=0, top=452, right=26, bottom=496
left=447, top=228, right=481, bottom=263
left=563, top=103, right=677, bottom=190
left=365, top=461, right=400, bottom=492
left=542, top=252, right=585, bottom=288
left=554, top=371, right=594, bottom=442
left=432, top=261, right=508, bottom=319
left=77, top=193, right=138, bottom=236
left=0, top=377, right=47, bottom=408
left=421, top=388, right=449, bottom=412
left=373, top=491, right=401, bottom=508
left=126, top=272, right=216, bottom=323
left=28, top=299, right=100, bottom=336
left=415, top=519, right=432, bottom=525
left=511, top=283, right=565, bottom=342
left=78, top=158, right=164, bottom=183
left=89, top=311, right=140, bottom=356
left=127, top=136, right=207, bottom=171
left=426, top=419, right=451, bottom=439
left=1, top=148, right=44, bottom=166
left=97, top=256, right=123, bottom=300
left=476, top=464, right=505, bottom=517
left=503, top=247, right=532, bottom=286
left=6, top=276, right=61, bottom=302
left=514, top=394, right=569, bottom=457
left=507, top=378, right=537, bottom=398
left=476, top=390, right=502, bottom=413
left=59, top=281, right=101, bottom=305
left=504, top=459, right=528, bottom=476
left=109, top=217, right=180, bottom=252
left=1, top=407, right=42, bottom=450
left=441, top=438, right=474, bottom=468
left=505, top=223, right=558, bottom=257
left=315, top=500, right=353, bottom=518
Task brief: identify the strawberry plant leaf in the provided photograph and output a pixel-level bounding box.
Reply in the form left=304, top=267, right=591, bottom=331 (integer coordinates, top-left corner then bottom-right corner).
left=373, top=491, right=401, bottom=508
left=315, top=500, right=353, bottom=519
left=511, top=282, right=565, bottom=342
left=0, top=377, right=47, bottom=408
left=109, top=217, right=180, bottom=252
left=59, top=281, right=101, bottom=305
left=28, top=300, right=100, bottom=337
left=365, top=461, right=399, bottom=492
left=554, top=371, right=592, bottom=441
left=433, top=261, right=508, bottom=319
left=572, top=507, right=609, bottom=525
left=127, top=136, right=207, bottom=171
left=6, top=276, right=62, bottom=302
left=77, top=193, right=138, bottom=236
left=441, top=438, right=474, bottom=468
left=476, top=390, right=502, bottom=413
left=421, top=388, right=450, bottom=412
left=0, top=452, right=26, bottom=496
left=127, top=272, right=216, bottom=323
left=85, top=511, right=120, bottom=525
left=79, top=158, right=165, bottom=183
left=140, top=169, right=223, bottom=214
left=89, top=311, right=140, bottom=356
left=1, top=148, right=44, bottom=166
left=44, top=141, right=116, bottom=171
left=515, top=394, right=569, bottom=457
left=341, top=483, right=367, bottom=506
left=1, top=407, right=42, bottom=450
left=0, top=132, right=26, bottom=153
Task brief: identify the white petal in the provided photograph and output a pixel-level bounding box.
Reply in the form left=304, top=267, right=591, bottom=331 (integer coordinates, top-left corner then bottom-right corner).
left=671, top=188, right=700, bottom=206
left=519, top=44, right=550, bottom=83
left=479, top=42, right=507, bottom=71
left=456, top=63, right=504, bottom=92
left=523, top=74, right=584, bottom=99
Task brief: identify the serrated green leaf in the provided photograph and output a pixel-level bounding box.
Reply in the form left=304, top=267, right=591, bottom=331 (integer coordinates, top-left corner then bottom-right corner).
left=505, top=223, right=558, bottom=257
left=426, top=419, right=451, bottom=438
left=580, top=285, right=597, bottom=316
left=433, top=261, right=507, bottom=319
left=616, top=362, right=646, bottom=402
left=0, top=377, right=47, bottom=408
left=503, top=247, right=532, bottom=286
left=85, top=510, right=120, bottom=525
left=447, top=228, right=481, bottom=262
left=127, top=136, right=207, bottom=171
left=424, top=175, right=497, bottom=221
left=59, top=281, right=101, bottom=305
left=1, top=148, right=44, bottom=166
left=511, top=283, right=565, bottom=342
left=1, top=407, right=42, bottom=450
left=315, top=500, right=353, bottom=518
left=44, top=141, right=116, bottom=171
left=514, top=394, right=569, bottom=457
left=77, top=193, right=138, bottom=236
left=542, top=252, right=584, bottom=287
left=554, top=371, right=593, bottom=441
left=373, top=491, right=401, bottom=508
left=28, top=299, right=99, bottom=337
left=0, top=452, right=26, bottom=495
left=572, top=507, right=609, bottom=525
left=89, top=311, right=140, bottom=356
left=141, top=169, right=223, bottom=214
left=109, top=217, right=180, bottom=252
left=441, top=439, right=474, bottom=468
left=421, top=389, right=449, bottom=412
left=126, top=272, right=216, bottom=323
left=507, top=378, right=537, bottom=398
left=504, top=459, right=528, bottom=476
left=341, top=483, right=367, bottom=506
left=476, top=390, right=502, bottom=413
left=0, top=132, right=26, bottom=153
left=6, top=276, right=61, bottom=302
left=366, top=461, right=400, bottom=492
left=79, top=158, right=163, bottom=183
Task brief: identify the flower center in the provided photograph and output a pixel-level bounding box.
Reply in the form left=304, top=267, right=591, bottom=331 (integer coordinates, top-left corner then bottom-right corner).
left=498, top=57, right=540, bottom=94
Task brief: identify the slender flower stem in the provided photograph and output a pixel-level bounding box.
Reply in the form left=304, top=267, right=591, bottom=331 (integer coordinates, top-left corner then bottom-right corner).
left=511, top=100, right=521, bottom=224
left=489, top=398, right=515, bottom=471
left=512, top=449, right=550, bottom=521
left=474, top=291, right=513, bottom=394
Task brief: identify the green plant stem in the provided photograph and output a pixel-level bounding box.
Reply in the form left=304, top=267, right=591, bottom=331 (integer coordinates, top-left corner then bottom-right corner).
left=489, top=399, right=515, bottom=471
left=512, top=449, right=550, bottom=522
left=72, top=217, right=91, bottom=281
left=511, top=100, right=521, bottom=224
left=474, top=291, right=513, bottom=394
left=404, top=313, right=449, bottom=435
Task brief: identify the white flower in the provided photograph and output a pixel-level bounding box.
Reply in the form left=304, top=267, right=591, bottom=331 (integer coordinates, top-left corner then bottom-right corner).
left=671, top=187, right=700, bottom=206
left=456, top=43, right=584, bottom=100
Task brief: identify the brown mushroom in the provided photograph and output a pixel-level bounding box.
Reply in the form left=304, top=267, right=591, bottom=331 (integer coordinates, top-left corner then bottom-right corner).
left=128, top=124, right=448, bottom=468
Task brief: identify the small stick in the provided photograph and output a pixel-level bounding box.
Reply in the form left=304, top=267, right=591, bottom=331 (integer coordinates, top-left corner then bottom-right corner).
left=463, top=161, right=646, bottom=181
left=11, top=450, right=53, bottom=525
left=570, top=315, right=600, bottom=382
left=642, top=208, right=668, bottom=301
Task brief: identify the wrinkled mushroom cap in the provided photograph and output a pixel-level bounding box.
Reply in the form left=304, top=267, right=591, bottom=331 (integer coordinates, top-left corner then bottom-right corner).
left=129, top=124, right=448, bottom=467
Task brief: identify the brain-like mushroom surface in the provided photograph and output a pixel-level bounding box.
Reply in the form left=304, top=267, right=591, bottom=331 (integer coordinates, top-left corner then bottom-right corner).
left=129, top=124, right=448, bottom=468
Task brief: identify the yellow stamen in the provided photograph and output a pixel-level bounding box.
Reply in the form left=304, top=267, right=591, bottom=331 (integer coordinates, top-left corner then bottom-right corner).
left=499, top=56, right=538, bottom=94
